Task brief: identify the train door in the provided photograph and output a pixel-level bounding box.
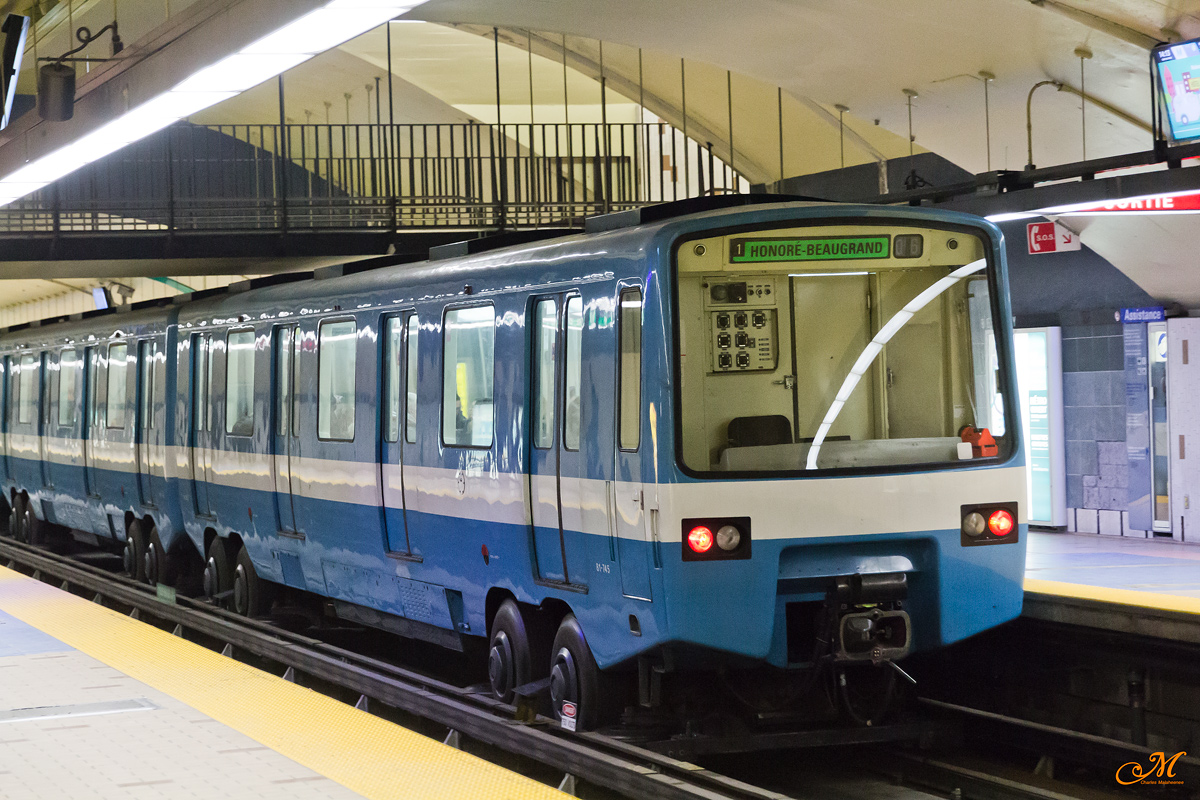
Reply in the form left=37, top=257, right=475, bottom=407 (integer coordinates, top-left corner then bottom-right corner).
left=380, top=314, right=414, bottom=555
left=190, top=333, right=214, bottom=517
left=272, top=325, right=299, bottom=534
left=529, top=298, right=567, bottom=582
left=82, top=346, right=101, bottom=497
left=35, top=354, right=50, bottom=489
left=135, top=340, right=156, bottom=507
left=612, top=286, right=653, bottom=599
left=1, top=356, right=10, bottom=480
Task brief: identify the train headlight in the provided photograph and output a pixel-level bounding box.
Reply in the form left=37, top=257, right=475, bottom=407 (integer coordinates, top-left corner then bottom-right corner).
left=687, top=526, right=714, bottom=554
left=987, top=509, right=1015, bottom=536
left=716, top=524, right=741, bottom=551
left=961, top=512, right=986, bottom=537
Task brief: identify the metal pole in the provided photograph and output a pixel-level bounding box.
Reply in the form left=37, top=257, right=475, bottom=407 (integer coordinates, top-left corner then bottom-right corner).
left=980, top=71, right=994, bottom=171
left=681, top=58, right=688, bottom=198
left=1025, top=79, right=1061, bottom=170
left=387, top=21, right=397, bottom=215
left=278, top=74, right=288, bottom=233
left=778, top=87, right=784, bottom=183
left=527, top=30, right=535, bottom=124
left=903, top=88, right=917, bottom=157
left=726, top=70, right=734, bottom=180
left=835, top=103, right=848, bottom=168
left=1076, top=46, right=1092, bottom=160
left=638, top=48, right=645, bottom=202
left=494, top=27, right=507, bottom=228
left=600, top=41, right=610, bottom=212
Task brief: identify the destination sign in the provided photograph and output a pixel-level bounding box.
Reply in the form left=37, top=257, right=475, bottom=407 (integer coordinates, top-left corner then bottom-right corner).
left=730, top=236, right=890, bottom=263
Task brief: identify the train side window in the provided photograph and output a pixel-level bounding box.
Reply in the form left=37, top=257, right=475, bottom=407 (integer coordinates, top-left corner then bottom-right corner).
left=532, top=299, right=557, bottom=449
left=58, top=349, right=78, bottom=427
left=225, top=330, right=255, bottom=437
left=563, top=297, right=584, bottom=450
left=618, top=288, right=643, bottom=451
left=106, top=343, right=128, bottom=429
left=17, top=355, right=36, bottom=425
left=383, top=317, right=402, bottom=443
left=318, top=320, right=356, bottom=441
left=405, top=315, right=418, bottom=444
left=275, top=327, right=293, bottom=437
left=442, top=305, right=495, bottom=448
left=193, top=336, right=207, bottom=432
left=138, top=341, right=155, bottom=431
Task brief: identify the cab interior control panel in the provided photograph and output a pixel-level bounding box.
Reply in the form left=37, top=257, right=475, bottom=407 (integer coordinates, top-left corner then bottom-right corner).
left=705, top=277, right=779, bottom=373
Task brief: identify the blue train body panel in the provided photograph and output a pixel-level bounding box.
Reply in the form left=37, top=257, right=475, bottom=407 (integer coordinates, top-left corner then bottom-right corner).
left=0, top=201, right=1027, bottom=672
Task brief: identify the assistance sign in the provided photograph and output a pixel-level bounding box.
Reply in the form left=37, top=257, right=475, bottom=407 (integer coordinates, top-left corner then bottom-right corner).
left=730, top=236, right=890, bottom=263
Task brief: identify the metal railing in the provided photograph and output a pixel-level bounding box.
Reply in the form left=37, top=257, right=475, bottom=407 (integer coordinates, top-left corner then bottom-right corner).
left=0, top=121, right=747, bottom=235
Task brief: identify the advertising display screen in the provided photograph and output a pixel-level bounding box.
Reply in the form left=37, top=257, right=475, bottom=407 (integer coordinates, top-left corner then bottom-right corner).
left=1154, top=39, right=1200, bottom=141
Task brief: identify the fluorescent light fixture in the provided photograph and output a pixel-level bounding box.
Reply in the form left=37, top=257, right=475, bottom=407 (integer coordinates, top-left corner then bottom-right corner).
left=0, top=0, right=423, bottom=207
left=805, top=258, right=987, bottom=470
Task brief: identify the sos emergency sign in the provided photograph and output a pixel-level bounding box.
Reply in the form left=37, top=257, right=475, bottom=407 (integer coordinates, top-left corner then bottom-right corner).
left=1026, top=221, right=1081, bottom=254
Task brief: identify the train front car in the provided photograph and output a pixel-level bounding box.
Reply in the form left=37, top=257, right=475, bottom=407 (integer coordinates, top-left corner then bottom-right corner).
left=652, top=206, right=1025, bottom=719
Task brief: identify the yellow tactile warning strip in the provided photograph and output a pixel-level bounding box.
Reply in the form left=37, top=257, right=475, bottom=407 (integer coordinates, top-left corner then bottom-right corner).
left=0, top=566, right=565, bottom=800
left=1025, top=577, right=1200, bottom=615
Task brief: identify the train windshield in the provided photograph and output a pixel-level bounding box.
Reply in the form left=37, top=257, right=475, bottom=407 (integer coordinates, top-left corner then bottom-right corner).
left=675, top=222, right=1012, bottom=474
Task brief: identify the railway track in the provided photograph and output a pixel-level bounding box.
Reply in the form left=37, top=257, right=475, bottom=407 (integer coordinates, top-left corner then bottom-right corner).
left=0, top=537, right=1179, bottom=800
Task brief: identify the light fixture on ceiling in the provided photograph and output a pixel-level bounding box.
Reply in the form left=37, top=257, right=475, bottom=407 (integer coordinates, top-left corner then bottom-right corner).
left=0, top=0, right=423, bottom=206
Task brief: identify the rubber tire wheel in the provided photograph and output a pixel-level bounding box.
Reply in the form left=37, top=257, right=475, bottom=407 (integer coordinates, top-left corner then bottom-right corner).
left=203, top=538, right=233, bottom=605
left=145, top=526, right=169, bottom=587
left=488, top=600, right=536, bottom=703
left=232, top=546, right=270, bottom=618
left=23, top=501, right=46, bottom=548
left=7, top=495, right=25, bottom=541
left=123, top=519, right=148, bottom=582
left=548, top=614, right=614, bottom=731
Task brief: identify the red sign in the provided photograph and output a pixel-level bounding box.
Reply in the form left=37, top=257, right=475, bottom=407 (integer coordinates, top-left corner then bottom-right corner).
left=1060, top=193, right=1200, bottom=213
left=1026, top=221, right=1081, bottom=254
left=1027, top=222, right=1056, bottom=253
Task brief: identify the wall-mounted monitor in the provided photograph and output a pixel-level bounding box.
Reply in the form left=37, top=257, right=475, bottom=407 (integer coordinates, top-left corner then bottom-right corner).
left=1154, top=39, right=1200, bottom=142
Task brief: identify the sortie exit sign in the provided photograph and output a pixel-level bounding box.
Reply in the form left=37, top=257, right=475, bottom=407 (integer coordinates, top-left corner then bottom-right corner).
left=1026, top=221, right=1081, bottom=254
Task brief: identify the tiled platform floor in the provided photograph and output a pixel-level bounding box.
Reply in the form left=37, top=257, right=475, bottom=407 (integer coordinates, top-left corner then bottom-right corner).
left=0, top=566, right=564, bottom=800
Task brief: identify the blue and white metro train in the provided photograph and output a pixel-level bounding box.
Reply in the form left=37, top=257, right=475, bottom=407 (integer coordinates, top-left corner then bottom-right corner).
left=0, top=199, right=1026, bottom=729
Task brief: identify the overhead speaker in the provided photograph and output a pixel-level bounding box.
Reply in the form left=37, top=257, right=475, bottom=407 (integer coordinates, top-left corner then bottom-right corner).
left=38, top=62, right=74, bottom=121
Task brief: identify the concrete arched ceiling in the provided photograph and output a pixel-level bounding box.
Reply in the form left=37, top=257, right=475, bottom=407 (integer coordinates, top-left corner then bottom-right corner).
left=408, top=0, right=1181, bottom=173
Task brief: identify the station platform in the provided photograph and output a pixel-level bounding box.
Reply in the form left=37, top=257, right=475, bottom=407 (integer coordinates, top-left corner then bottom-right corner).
left=1023, top=531, right=1200, bottom=645
left=0, top=566, right=563, bottom=800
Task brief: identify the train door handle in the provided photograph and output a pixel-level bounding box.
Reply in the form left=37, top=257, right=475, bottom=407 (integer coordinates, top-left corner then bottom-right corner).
left=773, top=375, right=795, bottom=390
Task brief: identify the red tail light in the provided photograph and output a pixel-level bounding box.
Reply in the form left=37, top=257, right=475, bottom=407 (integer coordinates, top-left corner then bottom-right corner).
left=988, top=509, right=1014, bottom=536
left=687, top=525, right=714, bottom=554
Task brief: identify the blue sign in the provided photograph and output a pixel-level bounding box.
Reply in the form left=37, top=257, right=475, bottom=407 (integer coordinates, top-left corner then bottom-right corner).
left=1120, top=307, right=1165, bottom=324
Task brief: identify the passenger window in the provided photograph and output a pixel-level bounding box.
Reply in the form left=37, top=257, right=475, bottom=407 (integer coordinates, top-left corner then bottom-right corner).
left=318, top=320, right=356, bottom=441
left=225, top=330, right=255, bottom=436
left=193, top=336, right=207, bottom=433
left=17, top=355, right=36, bottom=425
left=406, top=316, right=418, bottom=444
left=384, top=318, right=402, bottom=443
left=532, top=299, right=557, bottom=448
left=106, top=343, right=128, bottom=429
left=58, top=349, right=78, bottom=427
left=618, top=288, right=643, bottom=451
left=563, top=297, right=583, bottom=450
left=442, top=305, right=495, bottom=448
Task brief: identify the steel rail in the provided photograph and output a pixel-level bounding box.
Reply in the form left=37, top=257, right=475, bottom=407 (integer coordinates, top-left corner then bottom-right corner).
left=0, top=538, right=790, bottom=800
